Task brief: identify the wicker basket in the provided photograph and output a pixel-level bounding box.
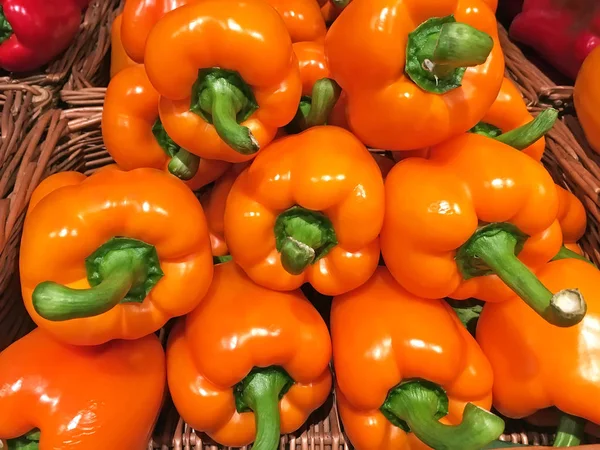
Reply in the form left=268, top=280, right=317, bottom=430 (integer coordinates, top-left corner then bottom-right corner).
left=2, top=16, right=600, bottom=448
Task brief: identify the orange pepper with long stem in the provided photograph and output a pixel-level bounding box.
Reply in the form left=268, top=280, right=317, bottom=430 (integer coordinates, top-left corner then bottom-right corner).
left=121, top=0, right=195, bottom=64
left=19, top=166, right=214, bottom=345
left=332, top=267, right=504, bottom=450
left=167, top=261, right=332, bottom=450
left=289, top=41, right=341, bottom=131
left=110, top=14, right=137, bottom=79
left=477, top=258, right=600, bottom=447
left=0, top=328, right=165, bottom=449
left=224, top=126, right=385, bottom=295
left=381, top=133, right=587, bottom=327
left=103, top=65, right=230, bottom=188
left=325, top=0, right=504, bottom=151
left=471, top=77, right=546, bottom=161
left=144, top=0, right=302, bottom=162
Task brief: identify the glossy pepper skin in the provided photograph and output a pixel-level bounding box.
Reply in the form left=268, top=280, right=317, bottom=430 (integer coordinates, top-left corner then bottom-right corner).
left=103, top=65, right=231, bottom=188
left=381, top=133, right=586, bottom=327
left=224, top=126, right=385, bottom=296
left=575, top=45, right=600, bottom=154
left=167, top=262, right=332, bottom=448
left=268, top=0, right=326, bottom=43
left=110, top=14, right=138, bottom=79
left=19, top=166, right=214, bottom=346
left=0, top=0, right=82, bottom=72
left=556, top=184, right=587, bottom=248
left=333, top=267, right=503, bottom=450
left=477, top=259, right=600, bottom=424
left=476, top=77, right=545, bottom=161
left=144, top=0, right=302, bottom=163
left=325, top=0, right=504, bottom=151
left=121, top=0, right=195, bottom=64
left=510, top=0, right=600, bottom=80
left=0, top=328, right=165, bottom=449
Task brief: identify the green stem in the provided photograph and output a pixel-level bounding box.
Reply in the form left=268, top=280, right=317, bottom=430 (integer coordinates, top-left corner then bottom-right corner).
left=456, top=224, right=586, bottom=327
left=552, top=245, right=591, bottom=264
left=213, top=255, right=233, bottom=265
left=234, top=367, right=294, bottom=450
left=168, top=148, right=201, bottom=181
left=32, top=237, right=163, bottom=321
left=380, top=379, right=504, bottom=450
left=192, top=68, right=259, bottom=155
left=470, top=122, right=503, bottom=138
left=0, top=6, right=13, bottom=45
left=330, top=0, right=350, bottom=8
left=482, top=441, right=527, bottom=448
left=495, top=109, right=558, bottom=150
left=7, top=429, right=40, bottom=450
left=406, top=16, right=493, bottom=94
left=274, top=206, right=338, bottom=275
left=296, top=78, right=341, bottom=130
left=553, top=413, right=586, bottom=447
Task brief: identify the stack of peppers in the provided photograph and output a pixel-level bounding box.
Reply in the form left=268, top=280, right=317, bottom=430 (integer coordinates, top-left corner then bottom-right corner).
left=2, top=0, right=600, bottom=449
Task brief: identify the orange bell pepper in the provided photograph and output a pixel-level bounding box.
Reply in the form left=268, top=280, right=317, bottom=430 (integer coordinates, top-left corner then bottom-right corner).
left=574, top=38, right=600, bottom=154
left=320, top=0, right=348, bottom=24
left=0, top=328, right=165, bottom=449
left=121, top=0, right=195, bottom=64
left=167, top=261, right=332, bottom=449
left=224, top=126, right=385, bottom=295
left=325, top=0, right=504, bottom=151
left=381, top=133, right=587, bottom=327
left=144, top=0, right=302, bottom=163
left=19, top=166, right=214, bottom=345
left=290, top=41, right=341, bottom=130
left=103, top=65, right=231, bottom=188
left=477, top=258, right=600, bottom=447
left=472, top=77, right=546, bottom=161
left=482, top=0, right=498, bottom=12
left=332, top=267, right=504, bottom=450
left=556, top=184, right=587, bottom=256
left=110, top=14, right=138, bottom=79
left=267, top=0, right=326, bottom=43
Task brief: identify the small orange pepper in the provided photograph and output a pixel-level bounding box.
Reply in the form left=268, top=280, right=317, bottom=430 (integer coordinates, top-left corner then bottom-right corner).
left=325, top=0, right=504, bottom=151
left=110, top=14, right=138, bottom=78
left=472, top=77, right=546, bottom=161
left=0, top=328, right=165, bottom=449
left=103, top=65, right=230, bottom=188
left=224, top=126, right=385, bottom=295
left=381, top=133, right=586, bottom=327
left=477, top=258, right=600, bottom=446
left=556, top=184, right=587, bottom=245
left=290, top=41, right=341, bottom=130
left=167, top=261, right=332, bottom=449
left=482, top=0, right=497, bottom=12
left=267, top=0, right=326, bottom=43
left=144, top=0, right=302, bottom=162
left=19, top=166, right=214, bottom=345
left=332, top=267, right=504, bottom=450
left=574, top=45, right=600, bottom=154
left=121, top=0, right=195, bottom=63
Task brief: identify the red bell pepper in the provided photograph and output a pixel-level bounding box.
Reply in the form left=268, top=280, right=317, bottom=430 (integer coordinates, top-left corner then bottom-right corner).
left=0, top=0, right=82, bottom=72
left=510, top=0, right=600, bottom=79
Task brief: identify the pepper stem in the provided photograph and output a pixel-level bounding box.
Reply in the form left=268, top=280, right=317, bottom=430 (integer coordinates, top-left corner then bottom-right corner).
left=380, top=379, right=504, bottom=450
left=552, top=245, right=591, bottom=264
left=32, top=237, right=163, bottom=321
left=553, top=413, right=586, bottom=447
left=192, top=68, right=259, bottom=155
left=406, top=16, right=493, bottom=94
left=456, top=224, right=586, bottom=327
left=0, top=6, right=13, bottom=45
left=470, top=122, right=503, bottom=138
left=330, top=0, right=350, bottom=8
left=7, top=429, right=40, bottom=450
left=295, top=78, right=342, bottom=130
left=274, top=206, right=338, bottom=275
left=495, top=109, right=558, bottom=150
left=168, top=148, right=201, bottom=181
left=234, top=367, right=294, bottom=450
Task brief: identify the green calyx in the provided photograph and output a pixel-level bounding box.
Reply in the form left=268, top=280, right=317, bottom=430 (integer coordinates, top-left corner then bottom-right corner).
left=447, top=299, right=483, bottom=337
left=330, top=0, right=351, bottom=8
left=32, top=237, right=163, bottom=321
left=405, top=15, right=494, bottom=94
left=191, top=68, right=259, bottom=155
left=7, top=429, right=40, bottom=450
left=495, top=108, right=558, bottom=150
left=553, top=413, right=586, bottom=447
left=0, top=6, right=13, bottom=45
left=455, top=223, right=587, bottom=327
left=552, top=246, right=592, bottom=265
left=234, top=367, right=294, bottom=450
left=470, top=122, right=502, bottom=138
left=380, top=379, right=505, bottom=450
left=152, top=119, right=200, bottom=180
left=274, top=206, right=338, bottom=275
left=213, top=254, right=233, bottom=265
left=290, top=78, right=341, bottom=132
